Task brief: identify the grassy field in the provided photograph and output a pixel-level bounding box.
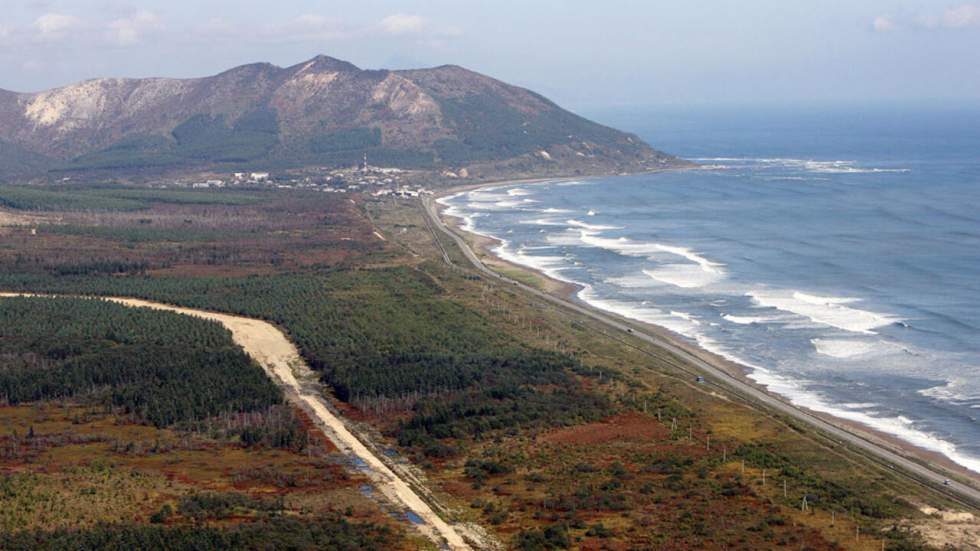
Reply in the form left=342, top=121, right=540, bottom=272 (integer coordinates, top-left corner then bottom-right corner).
left=0, top=184, right=973, bottom=549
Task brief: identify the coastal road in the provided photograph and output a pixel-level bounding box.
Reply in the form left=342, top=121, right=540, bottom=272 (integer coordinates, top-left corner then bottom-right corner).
left=422, top=196, right=980, bottom=509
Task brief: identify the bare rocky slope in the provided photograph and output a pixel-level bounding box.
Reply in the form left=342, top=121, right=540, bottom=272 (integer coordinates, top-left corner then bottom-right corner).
left=0, top=55, right=683, bottom=179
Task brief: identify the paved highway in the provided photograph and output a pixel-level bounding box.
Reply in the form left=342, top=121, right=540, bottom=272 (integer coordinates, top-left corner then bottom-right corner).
left=422, top=195, right=980, bottom=509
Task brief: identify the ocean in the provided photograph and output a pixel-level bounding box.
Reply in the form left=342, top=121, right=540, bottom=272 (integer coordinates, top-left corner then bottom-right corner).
left=439, top=105, right=980, bottom=474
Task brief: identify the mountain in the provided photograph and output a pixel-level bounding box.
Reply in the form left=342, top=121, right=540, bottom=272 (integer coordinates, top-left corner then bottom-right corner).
left=0, top=55, right=684, bottom=179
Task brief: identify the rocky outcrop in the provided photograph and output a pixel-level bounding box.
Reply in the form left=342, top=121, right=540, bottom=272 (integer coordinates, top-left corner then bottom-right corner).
left=0, top=55, right=684, bottom=177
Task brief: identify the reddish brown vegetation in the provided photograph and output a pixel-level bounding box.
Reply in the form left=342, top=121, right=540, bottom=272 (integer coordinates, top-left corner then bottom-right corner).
left=540, top=412, right=670, bottom=446
left=0, top=192, right=384, bottom=279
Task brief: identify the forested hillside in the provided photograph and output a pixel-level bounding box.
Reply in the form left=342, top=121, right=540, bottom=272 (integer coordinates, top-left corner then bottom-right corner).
left=0, top=55, right=682, bottom=179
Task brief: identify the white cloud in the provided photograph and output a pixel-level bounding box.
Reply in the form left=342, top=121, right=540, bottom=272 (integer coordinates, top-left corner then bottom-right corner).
left=911, top=4, right=980, bottom=30
left=873, top=4, right=980, bottom=32
left=4, top=10, right=458, bottom=58
left=941, top=4, right=980, bottom=28
left=872, top=15, right=898, bottom=32
left=34, top=13, right=81, bottom=37
left=107, top=10, right=162, bottom=46
left=380, top=14, right=426, bottom=35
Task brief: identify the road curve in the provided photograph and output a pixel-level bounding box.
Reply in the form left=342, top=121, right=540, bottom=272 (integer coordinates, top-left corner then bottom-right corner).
left=0, top=292, right=475, bottom=551
left=422, top=196, right=980, bottom=509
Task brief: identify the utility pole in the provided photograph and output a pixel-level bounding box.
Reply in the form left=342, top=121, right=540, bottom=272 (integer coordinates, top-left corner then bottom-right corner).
left=783, top=479, right=787, bottom=498
left=762, top=469, right=766, bottom=487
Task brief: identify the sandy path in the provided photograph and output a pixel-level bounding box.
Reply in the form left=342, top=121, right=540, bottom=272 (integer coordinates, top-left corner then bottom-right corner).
left=0, top=209, right=37, bottom=227
left=0, top=292, right=475, bottom=550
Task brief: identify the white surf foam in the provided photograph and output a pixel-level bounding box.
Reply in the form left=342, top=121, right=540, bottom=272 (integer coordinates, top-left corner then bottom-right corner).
left=810, top=338, right=882, bottom=359
left=438, top=202, right=462, bottom=221
left=566, top=219, right=623, bottom=231
left=654, top=243, right=725, bottom=275
left=437, top=194, right=496, bottom=238
left=459, top=213, right=493, bottom=236
left=670, top=311, right=701, bottom=326
left=446, top=185, right=980, bottom=475
left=436, top=193, right=466, bottom=218
left=493, top=241, right=577, bottom=285
left=690, top=157, right=911, bottom=175
left=578, top=233, right=721, bottom=269
left=467, top=198, right=539, bottom=211
left=466, top=190, right=510, bottom=202
left=605, top=274, right=662, bottom=288
left=436, top=192, right=463, bottom=206
left=690, top=157, right=751, bottom=162
left=577, top=284, right=701, bottom=338
left=519, top=218, right=567, bottom=227
left=802, top=160, right=910, bottom=174
left=577, top=257, right=980, bottom=475
left=748, top=369, right=980, bottom=474
left=918, top=379, right=977, bottom=403
left=748, top=290, right=901, bottom=334
left=539, top=207, right=575, bottom=214
left=507, top=188, right=533, bottom=196
left=575, top=232, right=662, bottom=256
left=571, top=232, right=725, bottom=289
left=722, top=313, right=780, bottom=325
left=643, top=266, right=723, bottom=289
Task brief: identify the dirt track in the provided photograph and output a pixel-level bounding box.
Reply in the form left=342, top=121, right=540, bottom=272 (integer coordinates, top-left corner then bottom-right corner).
left=0, top=292, right=478, bottom=550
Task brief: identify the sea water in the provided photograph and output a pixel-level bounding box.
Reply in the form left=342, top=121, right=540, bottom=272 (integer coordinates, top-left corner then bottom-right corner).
left=440, top=105, right=980, bottom=474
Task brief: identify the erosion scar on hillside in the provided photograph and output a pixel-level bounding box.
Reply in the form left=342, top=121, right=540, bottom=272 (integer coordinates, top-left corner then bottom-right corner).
left=0, top=292, right=483, bottom=551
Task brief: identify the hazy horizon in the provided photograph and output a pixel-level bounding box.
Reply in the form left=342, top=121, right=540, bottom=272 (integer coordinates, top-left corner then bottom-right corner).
left=3, top=1, right=980, bottom=111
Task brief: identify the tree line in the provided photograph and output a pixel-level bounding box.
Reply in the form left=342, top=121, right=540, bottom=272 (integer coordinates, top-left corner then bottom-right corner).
left=0, top=268, right=610, bottom=445
left=0, top=297, right=281, bottom=427
left=0, top=514, right=399, bottom=551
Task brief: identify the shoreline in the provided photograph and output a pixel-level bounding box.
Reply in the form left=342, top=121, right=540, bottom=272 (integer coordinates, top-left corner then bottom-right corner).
left=430, top=175, right=980, bottom=493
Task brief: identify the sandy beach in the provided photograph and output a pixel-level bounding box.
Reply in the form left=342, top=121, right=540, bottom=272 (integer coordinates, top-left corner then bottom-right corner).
left=431, top=179, right=980, bottom=496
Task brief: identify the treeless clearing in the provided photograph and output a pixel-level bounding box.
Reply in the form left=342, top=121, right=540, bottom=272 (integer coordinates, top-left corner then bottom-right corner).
left=913, top=505, right=980, bottom=550
left=540, top=412, right=669, bottom=446
left=0, top=208, right=40, bottom=227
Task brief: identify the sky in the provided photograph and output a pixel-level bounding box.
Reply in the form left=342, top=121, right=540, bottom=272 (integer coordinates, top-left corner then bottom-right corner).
left=2, top=1, right=980, bottom=110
